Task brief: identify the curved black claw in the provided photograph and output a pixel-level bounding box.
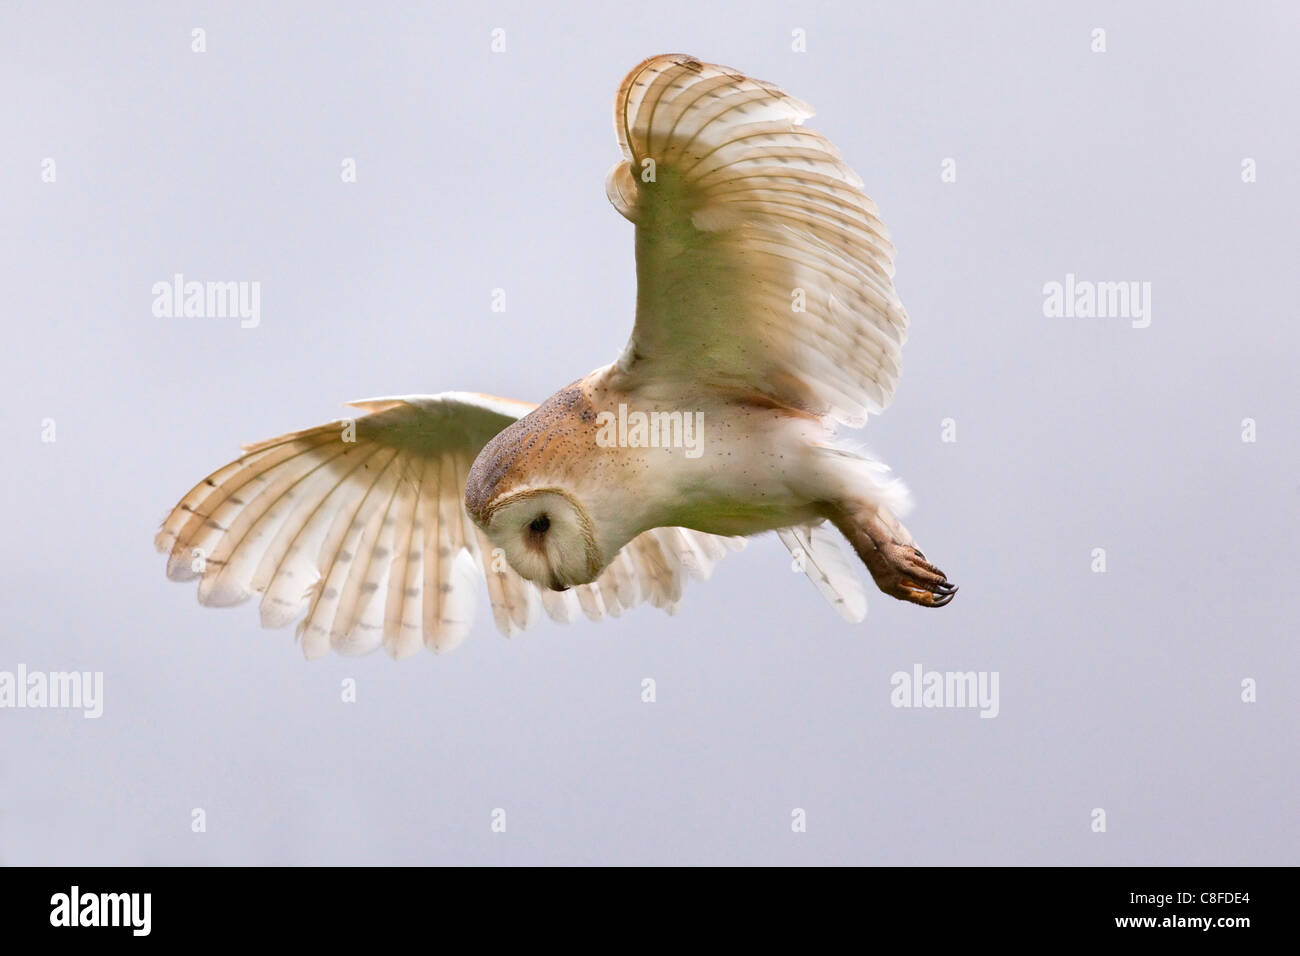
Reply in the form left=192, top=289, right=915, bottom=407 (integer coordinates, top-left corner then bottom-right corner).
left=926, top=583, right=958, bottom=608
left=880, top=543, right=958, bottom=609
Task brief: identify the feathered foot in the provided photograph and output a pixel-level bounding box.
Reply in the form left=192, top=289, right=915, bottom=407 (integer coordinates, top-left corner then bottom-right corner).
left=831, top=504, right=957, bottom=608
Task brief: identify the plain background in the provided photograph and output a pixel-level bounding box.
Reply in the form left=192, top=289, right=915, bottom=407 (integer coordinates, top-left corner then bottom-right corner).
left=1, top=1, right=1296, bottom=865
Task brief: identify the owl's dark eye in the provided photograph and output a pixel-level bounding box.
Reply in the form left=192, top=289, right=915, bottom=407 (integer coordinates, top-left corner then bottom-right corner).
left=528, top=514, right=550, bottom=535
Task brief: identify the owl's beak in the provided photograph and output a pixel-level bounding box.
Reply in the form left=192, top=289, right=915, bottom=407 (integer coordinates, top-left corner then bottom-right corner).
left=549, top=580, right=570, bottom=592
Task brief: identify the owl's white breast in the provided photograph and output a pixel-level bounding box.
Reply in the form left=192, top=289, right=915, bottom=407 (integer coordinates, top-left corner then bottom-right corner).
left=577, top=379, right=833, bottom=544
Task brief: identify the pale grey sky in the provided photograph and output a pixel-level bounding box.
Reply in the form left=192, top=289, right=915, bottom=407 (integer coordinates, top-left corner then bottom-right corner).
left=1, top=1, right=1296, bottom=865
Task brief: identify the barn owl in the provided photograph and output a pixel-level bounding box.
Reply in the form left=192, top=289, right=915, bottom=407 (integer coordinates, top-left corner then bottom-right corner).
left=156, top=54, right=956, bottom=660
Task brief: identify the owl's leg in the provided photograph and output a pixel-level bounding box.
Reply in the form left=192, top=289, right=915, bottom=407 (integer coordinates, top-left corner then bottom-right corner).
left=829, top=502, right=957, bottom=608
left=798, top=441, right=956, bottom=608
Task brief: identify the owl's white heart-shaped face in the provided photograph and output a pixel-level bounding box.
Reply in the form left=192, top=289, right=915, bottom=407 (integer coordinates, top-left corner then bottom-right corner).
left=478, top=489, right=604, bottom=591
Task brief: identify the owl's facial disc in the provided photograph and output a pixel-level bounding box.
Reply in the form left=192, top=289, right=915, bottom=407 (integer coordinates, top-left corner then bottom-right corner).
left=484, top=489, right=603, bottom=591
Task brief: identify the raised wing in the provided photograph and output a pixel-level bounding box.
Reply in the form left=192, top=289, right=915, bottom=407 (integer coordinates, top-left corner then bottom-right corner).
left=155, top=392, right=742, bottom=659
left=606, top=54, right=907, bottom=427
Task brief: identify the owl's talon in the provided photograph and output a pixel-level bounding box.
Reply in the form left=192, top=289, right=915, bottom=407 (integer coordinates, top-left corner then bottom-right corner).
left=875, top=543, right=956, bottom=608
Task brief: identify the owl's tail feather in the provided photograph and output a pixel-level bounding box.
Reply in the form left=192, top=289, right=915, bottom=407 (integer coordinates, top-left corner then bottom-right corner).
left=777, top=523, right=868, bottom=622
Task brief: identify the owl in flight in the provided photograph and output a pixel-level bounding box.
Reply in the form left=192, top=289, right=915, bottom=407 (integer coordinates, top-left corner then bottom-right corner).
left=156, top=54, right=956, bottom=659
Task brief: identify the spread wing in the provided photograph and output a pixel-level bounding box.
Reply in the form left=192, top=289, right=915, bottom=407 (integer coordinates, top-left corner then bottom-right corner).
left=155, top=392, right=742, bottom=660
left=606, top=54, right=907, bottom=427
